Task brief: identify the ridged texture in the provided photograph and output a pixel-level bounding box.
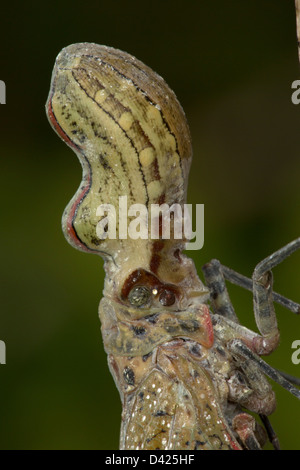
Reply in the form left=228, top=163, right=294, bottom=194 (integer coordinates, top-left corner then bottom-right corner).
left=46, top=43, right=193, bottom=279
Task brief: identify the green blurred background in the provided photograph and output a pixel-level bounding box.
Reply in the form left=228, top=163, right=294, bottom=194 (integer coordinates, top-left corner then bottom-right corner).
left=1, top=0, right=300, bottom=450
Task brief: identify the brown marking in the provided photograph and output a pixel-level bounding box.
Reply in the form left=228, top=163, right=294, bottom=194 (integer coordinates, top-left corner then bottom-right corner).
left=74, top=43, right=192, bottom=163
left=131, top=120, right=153, bottom=150
left=72, top=67, right=105, bottom=99
left=150, top=240, right=165, bottom=274
left=173, top=248, right=182, bottom=263
left=121, top=268, right=180, bottom=304
left=152, top=157, right=161, bottom=181
left=158, top=193, right=166, bottom=205
left=104, top=93, right=130, bottom=119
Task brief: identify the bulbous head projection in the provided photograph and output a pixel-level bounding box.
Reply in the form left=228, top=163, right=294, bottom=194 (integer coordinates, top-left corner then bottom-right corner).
left=46, top=43, right=202, bottom=290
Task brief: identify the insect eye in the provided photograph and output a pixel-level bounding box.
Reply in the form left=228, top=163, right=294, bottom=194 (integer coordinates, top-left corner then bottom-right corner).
left=128, top=285, right=151, bottom=307
left=159, top=289, right=176, bottom=307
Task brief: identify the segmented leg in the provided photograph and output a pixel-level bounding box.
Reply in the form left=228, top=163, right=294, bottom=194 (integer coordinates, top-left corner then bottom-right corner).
left=232, top=413, right=265, bottom=450
left=220, top=264, right=300, bottom=314
left=202, top=239, right=300, bottom=449
left=229, top=339, right=300, bottom=401
left=259, top=414, right=280, bottom=450
left=228, top=347, right=276, bottom=415
left=251, top=238, right=300, bottom=354
left=203, top=238, right=300, bottom=355
left=202, top=259, right=238, bottom=322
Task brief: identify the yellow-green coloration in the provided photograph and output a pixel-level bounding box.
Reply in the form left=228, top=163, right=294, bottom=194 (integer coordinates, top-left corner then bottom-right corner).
left=46, top=43, right=203, bottom=294
left=47, top=44, right=286, bottom=451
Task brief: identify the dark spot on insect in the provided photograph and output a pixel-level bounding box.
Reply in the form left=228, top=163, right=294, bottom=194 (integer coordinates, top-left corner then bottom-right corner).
left=90, top=237, right=100, bottom=246
left=211, top=291, right=218, bottom=300
left=184, top=394, right=189, bottom=400
left=123, top=367, right=135, bottom=386
left=174, top=248, right=181, bottom=262
left=234, top=370, right=247, bottom=384
left=205, top=403, right=212, bottom=411
left=216, top=346, right=226, bottom=357
left=154, top=410, right=168, bottom=417
left=190, top=344, right=201, bottom=357
left=185, top=441, right=190, bottom=446
left=142, top=351, right=152, bottom=362
left=131, top=325, right=146, bottom=336
left=164, top=323, right=178, bottom=334
left=144, top=313, right=159, bottom=324
left=78, top=134, right=86, bottom=144
left=71, top=129, right=77, bottom=135
left=138, top=392, right=144, bottom=400
left=194, top=440, right=206, bottom=449
left=71, top=121, right=77, bottom=126
left=99, top=154, right=111, bottom=170
left=159, top=289, right=176, bottom=306
left=91, top=122, right=102, bottom=138
left=179, top=319, right=199, bottom=332
left=192, top=370, right=200, bottom=379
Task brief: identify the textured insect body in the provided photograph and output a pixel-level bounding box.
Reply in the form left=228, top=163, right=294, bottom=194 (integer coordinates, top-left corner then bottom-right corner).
left=46, top=43, right=300, bottom=450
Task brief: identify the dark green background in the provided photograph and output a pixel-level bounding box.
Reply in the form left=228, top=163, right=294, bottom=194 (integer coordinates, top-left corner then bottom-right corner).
left=1, top=0, right=300, bottom=450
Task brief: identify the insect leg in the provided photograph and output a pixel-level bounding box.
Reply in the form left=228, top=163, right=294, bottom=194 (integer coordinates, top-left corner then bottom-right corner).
left=275, top=370, right=300, bottom=387
left=202, top=259, right=239, bottom=323
left=228, top=338, right=300, bottom=400
left=251, top=238, right=300, bottom=355
left=228, top=349, right=276, bottom=415
left=259, top=414, right=280, bottom=450
left=220, top=264, right=300, bottom=315
left=232, top=413, right=264, bottom=450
